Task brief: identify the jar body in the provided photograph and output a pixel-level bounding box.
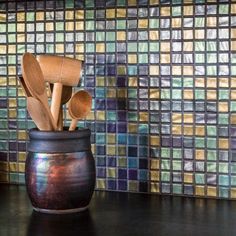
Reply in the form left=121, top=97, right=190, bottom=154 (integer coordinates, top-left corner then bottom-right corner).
left=25, top=128, right=95, bottom=214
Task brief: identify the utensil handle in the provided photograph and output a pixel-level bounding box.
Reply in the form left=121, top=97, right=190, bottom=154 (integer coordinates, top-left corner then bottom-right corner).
left=57, top=107, right=63, bottom=131
left=69, top=119, right=78, bottom=131
left=51, top=82, right=63, bottom=125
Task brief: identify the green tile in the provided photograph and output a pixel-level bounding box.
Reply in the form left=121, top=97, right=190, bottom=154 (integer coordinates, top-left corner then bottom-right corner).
left=8, top=23, right=16, bottom=32
left=195, top=41, right=205, bottom=51
left=195, top=173, right=205, bottom=184
left=219, top=187, right=229, bottom=198
left=117, top=0, right=126, bottom=6
left=195, top=138, right=205, bottom=148
left=65, top=0, right=74, bottom=8
left=86, top=43, right=95, bottom=52
left=149, top=19, right=159, bottom=28
left=231, top=102, right=236, bottom=112
left=161, top=160, right=170, bottom=170
left=207, top=42, right=217, bottom=51
left=0, top=141, right=7, bottom=150
left=26, top=12, right=35, bottom=21
left=0, top=120, right=7, bottom=129
left=219, top=90, right=229, bottom=100
left=207, top=150, right=217, bottom=161
left=128, top=89, right=137, bottom=99
left=161, top=148, right=170, bottom=158
left=19, top=174, right=25, bottom=184
left=219, top=163, right=229, bottom=173
left=17, top=45, right=26, bottom=54
left=138, top=54, right=148, bottom=63
left=231, top=164, right=236, bottom=174
left=231, top=176, right=236, bottom=186
left=128, top=112, right=137, bottom=122
left=218, top=114, right=229, bottom=125
left=8, top=34, right=16, bottom=43
left=46, top=44, right=54, bottom=53
left=173, top=184, right=182, bottom=194
left=9, top=131, right=16, bottom=139
left=56, top=33, right=64, bottom=42
left=85, top=0, right=94, bottom=7
left=207, top=54, right=217, bottom=63
left=117, top=20, right=126, bottom=29
left=172, top=78, right=182, bottom=87
left=128, top=42, right=137, bottom=52
left=207, top=126, right=217, bottom=136
left=172, top=161, right=182, bottom=171
left=173, top=149, right=182, bottom=159
left=0, top=109, right=7, bottom=118
left=172, top=6, right=182, bottom=16
left=161, top=172, right=170, bottom=182
left=207, top=162, right=217, bottom=173
left=0, top=24, right=6, bottom=33
left=183, top=78, right=193, bottom=87
left=138, top=42, right=148, bottom=52
left=161, top=89, right=170, bottom=99
left=0, top=131, right=8, bottom=139
left=195, top=17, right=205, bottom=27
left=172, top=89, right=182, bottom=99
left=18, top=120, right=27, bottom=129
left=207, top=66, right=217, bottom=76
left=219, top=4, right=229, bottom=14
left=106, top=43, right=115, bottom=53
left=149, top=42, right=159, bottom=52
left=96, top=32, right=105, bottom=41
left=56, top=22, right=64, bottom=31
left=86, top=21, right=94, bottom=30
left=195, top=90, right=205, bottom=99
left=9, top=173, right=18, bottom=183
left=195, top=54, right=205, bottom=63
left=207, top=138, right=216, bottom=149
left=86, top=10, right=94, bottom=19
left=106, top=32, right=115, bottom=41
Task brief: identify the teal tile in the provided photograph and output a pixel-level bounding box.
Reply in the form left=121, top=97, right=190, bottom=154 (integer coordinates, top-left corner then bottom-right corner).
left=18, top=120, right=27, bottom=129
left=9, top=173, right=18, bottom=183
left=106, top=43, right=115, bottom=53
left=195, top=90, right=205, bottom=99
left=138, top=124, right=148, bottom=134
left=96, top=32, right=105, bottom=41
left=117, top=0, right=126, bottom=6
left=231, top=164, right=236, bottom=174
left=9, top=131, right=16, bottom=139
left=173, top=184, right=182, bottom=194
left=65, top=0, right=74, bottom=8
left=128, top=65, right=137, bottom=75
left=219, top=175, right=229, bottom=186
left=219, top=90, right=229, bottom=100
left=149, top=42, right=159, bottom=52
left=86, top=43, right=95, bottom=52
left=128, top=42, right=137, bottom=52
left=218, top=114, right=229, bottom=125
left=96, top=133, right=106, bottom=144
left=0, top=131, right=8, bottom=139
left=0, top=141, right=7, bottom=151
left=195, top=173, right=205, bottom=184
left=86, top=21, right=95, bottom=30
left=0, top=120, right=7, bottom=129
left=172, top=78, right=182, bottom=87
left=107, top=111, right=116, bottom=121
left=207, top=138, right=216, bottom=149
left=0, top=109, right=7, bottom=118
left=0, top=24, right=6, bottom=33
left=17, top=109, right=26, bottom=119
left=231, top=102, right=236, bottom=112
left=19, top=173, right=25, bottom=184
left=128, top=112, right=137, bottom=122
left=231, top=176, right=236, bottom=186
left=219, top=187, right=229, bottom=198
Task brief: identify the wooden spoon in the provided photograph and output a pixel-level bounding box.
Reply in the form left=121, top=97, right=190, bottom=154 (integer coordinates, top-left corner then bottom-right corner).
left=68, top=90, right=92, bottom=131
left=18, top=76, right=56, bottom=131
left=37, top=55, right=82, bottom=127
left=21, top=53, right=57, bottom=131
left=50, top=84, right=72, bottom=130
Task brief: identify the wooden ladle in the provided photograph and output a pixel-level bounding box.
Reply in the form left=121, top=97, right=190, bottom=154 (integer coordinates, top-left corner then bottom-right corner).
left=18, top=76, right=56, bottom=131
left=21, top=53, right=57, bottom=130
left=37, top=55, right=82, bottom=127
left=68, top=90, right=92, bottom=131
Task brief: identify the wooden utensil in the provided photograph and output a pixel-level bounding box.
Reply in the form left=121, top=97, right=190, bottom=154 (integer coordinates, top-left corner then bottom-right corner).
left=21, top=53, right=57, bottom=130
left=68, top=90, right=92, bottom=131
left=50, top=84, right=72, bottom=130
left=18, top=76, right=56, bottom=131
left=37, top=55, right=82, bottom=127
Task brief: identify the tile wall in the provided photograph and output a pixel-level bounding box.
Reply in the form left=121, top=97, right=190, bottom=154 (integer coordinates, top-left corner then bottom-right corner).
left=0, top=0, right=236, bottom=199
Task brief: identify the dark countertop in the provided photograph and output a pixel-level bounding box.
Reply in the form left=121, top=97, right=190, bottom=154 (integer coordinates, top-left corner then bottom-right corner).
left=0, top=185, right=236, bottom=236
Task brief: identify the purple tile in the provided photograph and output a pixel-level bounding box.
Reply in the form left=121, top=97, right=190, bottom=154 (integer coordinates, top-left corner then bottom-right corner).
left=117, top=77, right=126, bottom=87
left=9, top=153, right=17, bottom=162
left=107, top=123, right=116, bottom=133
left=173, top=137, right=182, bottom=147
left=107, top=99, right=117, bottom=110
left=97, top=168, right=106, bottom=178
left=118, top=169, right=127, bottom=179
left=118, top=111, right=126, bottom=121
left=118, top=180, right=127, bottom=191
left=207, top=174, right=217, bottom=185
left=118, top=123, right=127, bottom=133
left=139, top=182, right=148, bottom=192
left=108, top=180, right=116, bottom=190
left=139, top=159, right=148, bottom=169
left=108, top=157, right=116, bottom=167
left=161, top=137, right=172, bottom=147
left=0, top=152, right=7, bottom=161
left=129, top=170, right=137, bottom=180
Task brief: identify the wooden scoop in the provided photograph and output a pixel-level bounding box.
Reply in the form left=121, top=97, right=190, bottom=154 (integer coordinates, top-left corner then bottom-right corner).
left=68, top=90, right=92, bottom=131
left=18, top=76, right=56, bottom=131
left=50, top=84, right=72, bottom=130
left=21, top=53, right=57, bottom=131
left=37, top=55, right=82, bottom=127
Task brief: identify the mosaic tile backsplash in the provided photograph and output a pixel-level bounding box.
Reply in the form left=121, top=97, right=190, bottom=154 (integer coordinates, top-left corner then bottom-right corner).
left=1, top=0, right=236, bottom=199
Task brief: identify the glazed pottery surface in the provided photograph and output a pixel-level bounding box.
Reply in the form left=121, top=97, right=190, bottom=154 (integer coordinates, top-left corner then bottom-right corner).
left=25, top=128, right=95, bottom=214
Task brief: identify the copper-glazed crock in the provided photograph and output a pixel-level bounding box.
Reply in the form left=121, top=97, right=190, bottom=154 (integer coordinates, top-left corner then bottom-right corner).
left=25, top=128, right=95, bottom=214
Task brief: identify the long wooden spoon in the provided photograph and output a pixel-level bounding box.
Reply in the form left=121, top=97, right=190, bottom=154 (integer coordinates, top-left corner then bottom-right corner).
left=68, top=90, right=92, bottom=131
left=37, top=55, right=82, bottom=127
left=21, top=53, right=57, bottom=131
left=18, top=76, right=56, bottom=131
left=50, top=84, right=72, bottom=130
